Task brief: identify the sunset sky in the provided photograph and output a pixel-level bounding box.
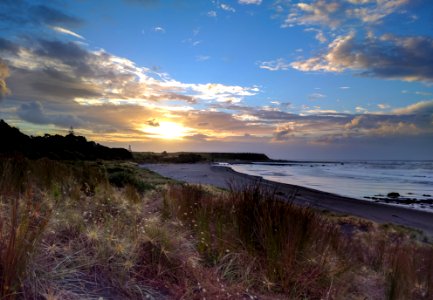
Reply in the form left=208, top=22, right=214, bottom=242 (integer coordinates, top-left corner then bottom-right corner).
left=1, top=0, right=433, bottom=160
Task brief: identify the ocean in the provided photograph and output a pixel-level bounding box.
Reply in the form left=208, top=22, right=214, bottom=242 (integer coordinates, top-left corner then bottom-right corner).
left=230, top=161, right=433, bottom=212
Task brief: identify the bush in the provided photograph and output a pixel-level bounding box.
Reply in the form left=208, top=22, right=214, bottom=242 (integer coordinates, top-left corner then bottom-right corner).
left=108, top=171, right=153, bottom=193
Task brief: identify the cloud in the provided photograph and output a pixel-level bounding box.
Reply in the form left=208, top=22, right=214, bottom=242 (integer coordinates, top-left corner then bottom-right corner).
left=196, top=55, right=210, bottom=62
left=377, top=103, right=390, bottom=109
left=182, top=83, right=259, bottom=103
left=308, top=93, right=326, bottom=101
left=284, top=0, right=342, bottom=28
left=401, top=90, right=432, bottom=96
left=2, top=37, right=258, bottom=106
left=393, top=100, right=433, bottom=115
left=283, top=0, right=409, bottom=28
left=183, top=38, right=201, bottom=47
left=238, top=0, right=262, bottom=5
left=220, top=3, right=236, bottom=12
left=315, top=30, right=327, bottom=43
left=258, top=58, right=291, bottom=71
left=0, top=36, right=260, bottom=137
left=0, top=1, right=83, bottom=43
left=291, top=33, right=433, bottom=83
left=153, top=26, right=165, bottom=33
left=0, top=60, right=10, bottom=100
left=212, top=99, right=433, bottom=144
left=355, top=106, right=367, bottom=113
left=0, top=37, right=20, bottom=53
left=146, top=119, right=160, bottom=127
left=17, top=101, right=83, bottom=128
left=1, top=2, right=430, bottom=153
left=0, top=1, right=82, bottom=28
left=207, top=10, right=217, bottom=17
left=274, top=123, right=294, bottom=141
left=50, top=26, right=84, bottom=39
left=30, top=5, right=82, bottom=27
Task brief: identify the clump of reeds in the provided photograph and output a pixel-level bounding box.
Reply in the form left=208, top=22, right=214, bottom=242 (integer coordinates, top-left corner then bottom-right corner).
left=228, top=182, right=342, bottom=295
left=338, top=219, right=433, bottom=299
left=164, top=182, right=344, bottom=297
left=164, top=181, right=433, bottom=299
left=0, top=189, right=51, bottom=299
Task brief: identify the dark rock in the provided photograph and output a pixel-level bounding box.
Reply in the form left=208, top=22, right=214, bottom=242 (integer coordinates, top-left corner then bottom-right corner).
left=387, top=192, right=400, bottom=198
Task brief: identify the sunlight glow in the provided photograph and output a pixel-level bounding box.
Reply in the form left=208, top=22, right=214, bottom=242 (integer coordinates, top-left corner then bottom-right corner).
left=143, top=121, right=189, bottom=140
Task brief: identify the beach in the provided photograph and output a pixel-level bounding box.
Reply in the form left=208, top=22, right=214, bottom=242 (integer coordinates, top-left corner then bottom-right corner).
left=141, top=163, right=433, bottom=237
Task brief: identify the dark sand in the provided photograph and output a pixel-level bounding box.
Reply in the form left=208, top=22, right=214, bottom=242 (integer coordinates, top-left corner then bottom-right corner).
left=141, top=163, right=433, bottom=237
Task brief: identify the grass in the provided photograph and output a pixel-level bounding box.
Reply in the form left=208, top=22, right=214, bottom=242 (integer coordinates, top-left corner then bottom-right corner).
left=0, top=156, right=432, bottom=299
left=164, top=183, right=433, bottom=299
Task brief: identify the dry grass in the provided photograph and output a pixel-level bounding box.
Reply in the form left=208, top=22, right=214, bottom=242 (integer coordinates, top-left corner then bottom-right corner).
left=0, top=157, right=432, bottom=299
left=164, top=182, right=433, bottom=299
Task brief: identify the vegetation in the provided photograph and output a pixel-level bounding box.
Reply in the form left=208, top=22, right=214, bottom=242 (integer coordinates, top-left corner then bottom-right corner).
left=0, top=120, right=131, bottom=160
left=133, top=151, right=271, bottom=164
left=0, top=156, right=432, bottom=299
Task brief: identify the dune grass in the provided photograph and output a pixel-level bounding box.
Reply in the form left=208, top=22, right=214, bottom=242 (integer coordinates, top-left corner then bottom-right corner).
left=0, top=156, right=432, bottom=299
left=164, top=183, right=433, bottom=299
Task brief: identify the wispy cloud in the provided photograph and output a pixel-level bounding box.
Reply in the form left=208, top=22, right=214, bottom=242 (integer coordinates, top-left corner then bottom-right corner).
left=196, top=55, right=210, bottom=62
left=0, top=60, right=10, bottom=100
left=258, top=58, right=291, bottom=71
left=220, top=3, right=236, bottom=12
left=153, top=26, right=165, bottom=33
left=238, top=0, right=262, bottom=5
left=207, top=10, right=217, bottom=17
left=377, top=103, right=390, bottom=109
left=50, top=26, right=84, bottom=39
left=183, top=38, right=201, bottom=47
left=401, top=90, right=433, bottom=96
left=308, top=93, right=326, bottom=101
left=305, top=28, right=327, bottom=43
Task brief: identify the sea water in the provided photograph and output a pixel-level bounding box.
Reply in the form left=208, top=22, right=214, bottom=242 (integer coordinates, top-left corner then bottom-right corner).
left=230, top=161, right=433, bottom=212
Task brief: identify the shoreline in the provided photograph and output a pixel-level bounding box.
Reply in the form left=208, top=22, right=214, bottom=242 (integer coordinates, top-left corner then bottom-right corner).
left=141, top=163, right=433, bottom=237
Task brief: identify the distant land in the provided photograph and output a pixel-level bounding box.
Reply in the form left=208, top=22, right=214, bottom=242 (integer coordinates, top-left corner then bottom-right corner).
left=0, top=120, right=275, bottom=163
left=133, top=151, right=273, bottom=164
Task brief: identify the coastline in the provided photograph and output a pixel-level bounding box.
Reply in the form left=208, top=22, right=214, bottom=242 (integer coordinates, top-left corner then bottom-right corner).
left=141, top=163, right=433, bottom=237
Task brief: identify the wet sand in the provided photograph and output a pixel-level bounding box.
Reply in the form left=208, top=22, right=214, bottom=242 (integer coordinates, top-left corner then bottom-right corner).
left=141, top=163, right=433, bottom=237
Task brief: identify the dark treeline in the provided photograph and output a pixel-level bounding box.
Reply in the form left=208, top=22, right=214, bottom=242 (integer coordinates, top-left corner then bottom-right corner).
left=134, top=151, right=271, bottom=163
left=0, top=120, right=132, bottom=160
left=207, top=152, right=270, bottom=161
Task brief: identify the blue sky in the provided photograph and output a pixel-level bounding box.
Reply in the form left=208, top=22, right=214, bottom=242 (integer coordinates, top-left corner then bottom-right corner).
left=1, top=0, right=433, bottom=160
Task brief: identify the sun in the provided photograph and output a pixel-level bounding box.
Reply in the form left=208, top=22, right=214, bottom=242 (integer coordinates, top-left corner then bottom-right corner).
left=144, top=121, right=189, bottom=140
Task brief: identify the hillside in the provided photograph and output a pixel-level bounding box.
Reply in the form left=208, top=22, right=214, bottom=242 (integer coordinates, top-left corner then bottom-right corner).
left=0, top=120, right=132, bottom=160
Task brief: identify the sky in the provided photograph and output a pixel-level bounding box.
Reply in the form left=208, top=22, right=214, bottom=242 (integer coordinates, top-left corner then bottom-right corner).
left=1, top=0, right=433, bottom=160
